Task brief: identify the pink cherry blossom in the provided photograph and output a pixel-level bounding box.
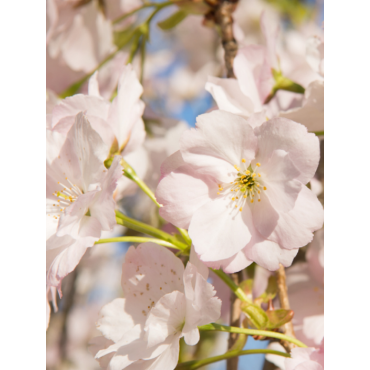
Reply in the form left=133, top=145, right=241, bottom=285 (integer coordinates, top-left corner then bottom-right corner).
left=46, top=113, right=122, bottom=290
left=156, top=110, right=323, bottom=271
left=90, top=243, right=221, bottom=370
left=50, top=65, right=146, bottom=201
left=205, top=12, right=279, bottom=119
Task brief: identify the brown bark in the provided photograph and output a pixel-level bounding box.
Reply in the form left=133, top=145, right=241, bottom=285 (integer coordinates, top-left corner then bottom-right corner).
left=214, top=0, right=239, bottom=78
left=276, top=264, right=296, bottom=352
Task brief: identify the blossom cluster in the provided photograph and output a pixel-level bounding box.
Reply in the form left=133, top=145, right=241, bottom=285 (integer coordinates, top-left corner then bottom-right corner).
left=46, top=1, right=324, bottom=369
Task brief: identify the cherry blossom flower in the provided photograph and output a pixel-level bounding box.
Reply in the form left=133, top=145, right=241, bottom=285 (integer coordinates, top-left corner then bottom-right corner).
left=205, top=12, right=279, bottom=119
left=47, top=0, right=113, bottom=73
left=50, top=65, right=147, bottom=201
left=46, top=112, right=122, bottom=290
left=156, top=110, right=323, bottom=271
left=90, top=243, right=221, bottom=370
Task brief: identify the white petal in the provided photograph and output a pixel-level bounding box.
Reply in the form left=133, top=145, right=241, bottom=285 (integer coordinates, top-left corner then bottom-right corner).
left=181, top=110, right=257, bottom=183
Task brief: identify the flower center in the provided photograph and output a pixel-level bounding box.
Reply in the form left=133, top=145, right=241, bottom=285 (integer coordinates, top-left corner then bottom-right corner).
left=217, top=159, right=267, bottom=212
left=47, top=177, right=83, bottom=220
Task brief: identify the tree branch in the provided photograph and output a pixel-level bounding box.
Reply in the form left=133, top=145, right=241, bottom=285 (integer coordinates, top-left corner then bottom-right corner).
left=214, top=0, right=239, bottom=78
left=276, top=264, right=296, bottom=352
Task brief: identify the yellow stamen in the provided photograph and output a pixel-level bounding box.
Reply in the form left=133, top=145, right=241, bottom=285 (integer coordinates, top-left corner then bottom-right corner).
left=234, top=165, right=240, bottom=171
left=242, top=158, right=246, bottom=163
left=264, top=186, right=267, bottom=190
left=232, top=197, right=235, bottom=201
left=258, top=173, right=261, bottom=177
left=250, top=199, right=254, bottom=203
left=256, top=163, right=261, bottom=167
left=258, top=199, right=261, bottom=202
left=239, top=207, right=243, bottom=211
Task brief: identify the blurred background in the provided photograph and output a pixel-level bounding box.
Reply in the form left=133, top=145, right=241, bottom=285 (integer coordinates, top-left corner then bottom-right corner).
left=46, top=0, right=324, bottom=369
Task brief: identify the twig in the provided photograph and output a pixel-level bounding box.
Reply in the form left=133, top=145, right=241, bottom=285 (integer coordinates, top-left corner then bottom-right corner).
left=226, top=271, right=243, bottom=370
left=276, top=264, right=296, bottom=352
left=214, top=0, right=239, bottom=78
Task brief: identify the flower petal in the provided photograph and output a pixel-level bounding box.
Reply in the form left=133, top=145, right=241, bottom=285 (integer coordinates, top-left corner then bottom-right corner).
left=254, top=118, right=320, bottom=184
left=205, top=76, right=255, bottom=118
left=157, top=164, right=217, bottom=229
left=268, top=186, right=324, bottom=250
left=261, top=149, right=302, bottom=213
left=180, top=110, right=257, bottom=183
left=190, top=196, right=253, bottom=262
left=145, top=291, right=186, bottom=348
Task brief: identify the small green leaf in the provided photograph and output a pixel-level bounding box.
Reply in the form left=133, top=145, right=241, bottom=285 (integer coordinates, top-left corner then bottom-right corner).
left=113, top=27, right=136, bottom=49
left=157, top=10, right=188, bottom=30
left=258, top=276, right=278, bottom=303
left=241, top=302, right=269, bottom=330
left=266, top=309, right=294, bottom=330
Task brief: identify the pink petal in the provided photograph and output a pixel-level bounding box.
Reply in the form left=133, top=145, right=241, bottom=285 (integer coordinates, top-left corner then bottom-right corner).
left=145, top=291, right=186, bottom=348
left=90, top=156, right=122, bottom=231
left=254, top=118, right=320, bottom=184
left=205, top=76, right=255, bottom=118
left=108, top=65, right=144, bottom=149
left=268, top=186, right=324, bottom=250
left=190, top=196, right=254, bottom=262
left=157, top=164, right=216, bottom=229
left=261, top=149, right=302, bottom=213
left=180, top=110, right=257, bottom=183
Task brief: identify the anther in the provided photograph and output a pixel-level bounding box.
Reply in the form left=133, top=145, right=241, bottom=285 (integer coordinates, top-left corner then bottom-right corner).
left=256, top=163, right=261, bottom=167
left=239, top=207, right=243, bottom=211
left=251, top=199, right=254, bottom=203
left=264, top=186, right=267, bottom=190
left=242, top=158, right=246, bottom=163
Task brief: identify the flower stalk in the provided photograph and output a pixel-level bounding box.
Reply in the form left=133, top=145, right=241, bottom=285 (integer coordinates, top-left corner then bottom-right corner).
left=175, top=348, right=290, bottom=370
left=115, top=210, right=188, bottom=250
left=95, top=237, right=180, bottom=249
left=198, top=323, right=307, bottom=348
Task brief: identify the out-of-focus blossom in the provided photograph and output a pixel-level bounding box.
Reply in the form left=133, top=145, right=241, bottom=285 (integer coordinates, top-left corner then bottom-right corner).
left=286, top=229, right=324, bottom=346
left=90, top=243, right=221, bottom=370
left=156, top=110, right=323, bottom=272
left=46, top=113, right=122, bottom=290
left=280, top=33, right=324, bottom=132
left=285, top=340, right=324, bottom=370
left=47, top=0, right=113, bottom=73
left=206, top=12, right=279, bottom=119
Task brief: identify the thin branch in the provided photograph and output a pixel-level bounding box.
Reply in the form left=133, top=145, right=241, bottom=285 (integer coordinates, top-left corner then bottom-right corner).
left=214, top=0, right=239, bottom=78
left=276, top=264, right=296, bottom=352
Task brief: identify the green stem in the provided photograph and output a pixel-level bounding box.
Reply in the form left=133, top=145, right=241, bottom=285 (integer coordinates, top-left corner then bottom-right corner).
left=211, top=269, right=251, bottom=303
left=115, top=211, right=188, bottom=250
left=140, top=35, right=147, bottom=84
left=127, top=33, right=142, bottom=64
left=112, top=1, right=174, bottom=25
left=95, top=237, right=178, bottom=249
left=314, top=131, right=324, bottom=136
left=176, top=349, right=290, bottom=370
left=199, top=323, right=308, bottom=348
left=176, top=227, right=192, bottom=246
left=121, top=159, right=161, bottom=207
